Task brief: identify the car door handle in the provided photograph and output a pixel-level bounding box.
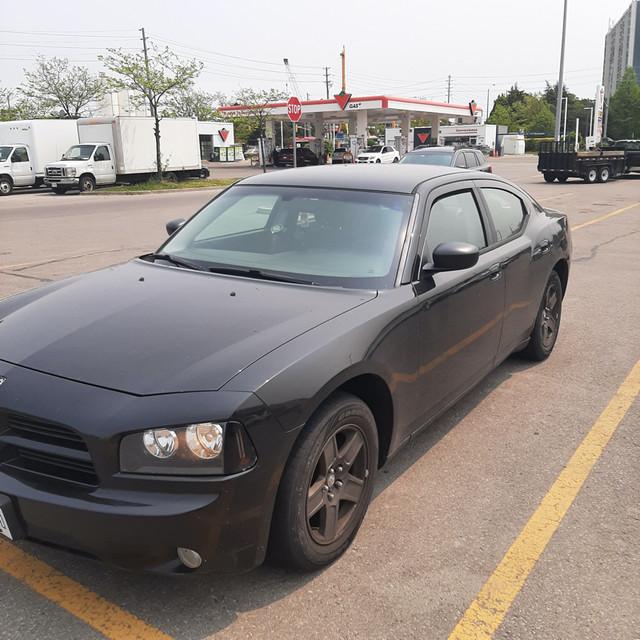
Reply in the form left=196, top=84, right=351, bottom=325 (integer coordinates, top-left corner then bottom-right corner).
left=489, top=264, right=502, bottom=281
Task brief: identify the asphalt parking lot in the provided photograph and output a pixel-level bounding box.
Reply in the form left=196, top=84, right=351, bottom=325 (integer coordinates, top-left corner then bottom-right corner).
left=0, top=156, right=639, bottom=640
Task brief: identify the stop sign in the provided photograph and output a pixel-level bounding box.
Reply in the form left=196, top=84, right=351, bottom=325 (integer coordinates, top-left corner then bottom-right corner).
left=287, top=96, right=302, bottom=122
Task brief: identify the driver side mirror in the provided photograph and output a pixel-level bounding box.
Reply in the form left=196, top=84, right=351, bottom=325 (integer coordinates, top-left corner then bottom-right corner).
left=166, top=218, right=185, bottom=236
left=423, top=241, right=479, bottom=273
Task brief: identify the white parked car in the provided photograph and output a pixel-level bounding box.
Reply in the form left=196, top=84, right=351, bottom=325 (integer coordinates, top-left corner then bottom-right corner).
left=356, top=145, right=400, bottom=164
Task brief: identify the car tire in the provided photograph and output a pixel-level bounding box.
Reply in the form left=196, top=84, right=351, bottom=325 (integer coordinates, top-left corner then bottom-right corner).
left=79, top=175, right=95, bottom=192
left=521, top=271, right=563, bottom=361
left=0, top=177, right=13, bottom=196
left=543, top=173, right=556, bottom=183
left=557, top=175, right=569, bottom=183
left=393, top=157, right=399, bottom=163
left=269, top=392, right=378, bottom=571
left=584, top=167, right=597, bottom=183
left=52, top=187, right=69, bottom=195
left=597, top=166, right=610, bottom=183
left=376, top=158, right=381, bottom=163
left=164, top=172, right=178, bottom=183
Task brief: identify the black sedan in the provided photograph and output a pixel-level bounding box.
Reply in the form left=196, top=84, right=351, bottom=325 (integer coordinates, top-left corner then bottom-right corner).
left=400, top=146, right=493, bottom=172
left=0, top=165, right=570, bottom=573
left=272, top=147, right=319, bottom=167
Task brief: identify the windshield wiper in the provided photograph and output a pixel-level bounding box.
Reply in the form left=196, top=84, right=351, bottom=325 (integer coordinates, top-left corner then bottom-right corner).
left=208, top=265, right=315, bottom=285
left=147, top=253, right=208, bottom=271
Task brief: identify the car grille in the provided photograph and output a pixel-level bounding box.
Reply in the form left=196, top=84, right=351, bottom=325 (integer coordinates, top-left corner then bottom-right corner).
left=45, top=167, right=65, bottom=178
left=0, top=411, right=98, bottom=486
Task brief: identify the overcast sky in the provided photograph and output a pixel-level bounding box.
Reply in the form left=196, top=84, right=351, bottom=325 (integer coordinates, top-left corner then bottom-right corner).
left=0, top=0, right=634, bottom=112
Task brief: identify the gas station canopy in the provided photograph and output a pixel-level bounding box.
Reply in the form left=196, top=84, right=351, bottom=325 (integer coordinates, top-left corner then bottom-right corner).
left=219, top=94, right=482, bottom=152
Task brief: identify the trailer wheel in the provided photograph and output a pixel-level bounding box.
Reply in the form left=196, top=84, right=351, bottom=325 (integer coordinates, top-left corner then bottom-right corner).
left=557, top=175, right=569, bottom=183
left=584, top=167, right=598, bottom=184
left=543, top=172, right=556, bottom=183
left=0, top=176, right=13, bottom=196
left=597, top=166, right=610, bottom=183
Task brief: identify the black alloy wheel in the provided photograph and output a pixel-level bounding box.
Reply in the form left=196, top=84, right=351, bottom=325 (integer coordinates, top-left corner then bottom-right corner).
left=270, top=392, right=378, bottom=570
left=521, top=271, right=563, bottom=361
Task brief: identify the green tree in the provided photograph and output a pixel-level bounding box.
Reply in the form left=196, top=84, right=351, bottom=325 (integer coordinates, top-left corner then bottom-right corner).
left=229, top=87, right=288, bottom=145
left=161, top=88, right=228, bottom=121
left=20, top=56, right=106, bottom=118
left=607, top=67, right=640, bottom=139
left=99, top=44, right=203, bottom=178
left=486, top=103, right=512, bottom=129
left=0, top=86, right=49, bottom=121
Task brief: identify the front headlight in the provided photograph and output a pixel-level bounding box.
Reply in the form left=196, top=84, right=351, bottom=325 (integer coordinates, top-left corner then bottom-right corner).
left=67, top=167, right=77, bottom=177
left=120, top=421, right=257, bottom=476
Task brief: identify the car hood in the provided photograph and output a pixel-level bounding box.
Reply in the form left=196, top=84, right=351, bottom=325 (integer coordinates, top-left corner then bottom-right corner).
left=0, top=260, right=375, bottom=395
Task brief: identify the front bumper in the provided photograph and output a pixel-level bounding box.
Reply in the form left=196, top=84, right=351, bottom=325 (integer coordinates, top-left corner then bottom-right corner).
left=44, top=177, right=79, bottom=187
left=0, top=361, right=295, bottom=573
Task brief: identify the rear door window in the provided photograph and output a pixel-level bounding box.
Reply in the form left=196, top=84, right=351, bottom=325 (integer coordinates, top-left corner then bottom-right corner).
left=480, top=188, right=527, bottom=242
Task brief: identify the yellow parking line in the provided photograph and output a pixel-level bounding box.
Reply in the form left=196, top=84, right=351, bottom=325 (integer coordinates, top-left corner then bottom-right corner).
left=0, top=539, right=173, bottom=640
left=571, top=202, right=640, bottom=231
left=537, top=193, right=573, bottom=202
left=448, top=359, right=640, bottom=639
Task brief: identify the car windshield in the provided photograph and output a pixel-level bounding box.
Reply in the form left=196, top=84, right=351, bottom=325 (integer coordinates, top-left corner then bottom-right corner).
left=0, top=146, right=12, bottom=162
left=156, top=185, right=414, bottom=289
left=366, top=146, right=383, bottom=153
left=61, top=145, right=96, bottom=161
left=400, top=151, right=454, bottom=166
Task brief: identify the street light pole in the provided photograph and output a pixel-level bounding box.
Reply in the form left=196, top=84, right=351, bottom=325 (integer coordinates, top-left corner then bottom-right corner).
left=486, top=83, right=495, bottom=123
left=554, top=0, right=568, bottom=141
left=562, top=96, right=568, bottom=140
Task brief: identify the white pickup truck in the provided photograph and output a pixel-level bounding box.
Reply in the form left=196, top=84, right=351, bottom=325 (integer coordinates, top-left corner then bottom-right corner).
left=44, top=116, right=207, bottom=193
left=0, top=120, right=79, bottom=196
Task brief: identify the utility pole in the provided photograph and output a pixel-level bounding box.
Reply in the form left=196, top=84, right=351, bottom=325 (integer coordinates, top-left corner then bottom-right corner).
left=139, top=27, right=155, bottom=118
left=554, top=0, right=568, bottom=141
left=341, top=47, right=346, bottom=93
left=325, top=67, right=330, bottom=99
left=447, top=75, right=452, bottom=103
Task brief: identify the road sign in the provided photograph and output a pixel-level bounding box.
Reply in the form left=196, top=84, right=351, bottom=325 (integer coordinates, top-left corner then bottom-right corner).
left=287, top=97, right=302, bottom=122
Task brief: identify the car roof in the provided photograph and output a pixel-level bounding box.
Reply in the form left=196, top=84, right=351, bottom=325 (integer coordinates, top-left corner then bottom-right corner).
left=235, top=164, right=476, bottom=193
left=407, top=146, right=456, bottom=154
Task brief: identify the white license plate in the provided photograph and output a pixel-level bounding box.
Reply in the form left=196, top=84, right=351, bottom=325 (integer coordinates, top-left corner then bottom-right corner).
left=0, top=506, right=13, bottom=540
left=50, top=183, right=57, bottom=188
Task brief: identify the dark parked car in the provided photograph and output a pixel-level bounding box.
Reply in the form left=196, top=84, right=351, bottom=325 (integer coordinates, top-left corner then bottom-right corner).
left=0, top=165, right=570, bottom=574
left=400, top=146, right=492, bottom=172
left=273, top=147, right=319, bottom=167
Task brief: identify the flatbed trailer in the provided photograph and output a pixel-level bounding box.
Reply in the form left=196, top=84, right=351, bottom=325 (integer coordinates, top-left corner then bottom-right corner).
left=538, top=141, right=626, bottom=184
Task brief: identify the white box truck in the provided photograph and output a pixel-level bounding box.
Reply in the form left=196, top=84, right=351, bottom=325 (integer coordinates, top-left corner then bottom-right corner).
left=44, top=116, right=207, bottom=193
left=0, top=119, right=79, bottom=196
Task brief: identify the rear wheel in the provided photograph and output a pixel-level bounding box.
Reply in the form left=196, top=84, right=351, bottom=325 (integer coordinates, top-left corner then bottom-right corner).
left=0, top=177, right=13, bottom=196
left=392, top=157, right=399, bottom=163
left=584, top=167, right=597, bottom=183
left=521, top=271, right=563, bottom=361
left=164, top=172, right=178, bottom=182
left=557, top=175, right=569, bottom=183
left=270, top=392, right=378, bottom=570
left=597, top=166, right=610, bottom=183
left=543, top=172, right=556, bottom=183
left=79, top=175, right=95, bottom=192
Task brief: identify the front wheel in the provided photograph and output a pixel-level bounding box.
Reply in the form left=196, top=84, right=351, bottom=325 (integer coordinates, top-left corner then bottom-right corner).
left=52, top=187, right=68, bottom=195
left=79, top=175, right=95, bottom=192
left=0, top=177, right=13, bottom=196
left=270, top=392, right=378, bottom=570
left=521, top=271, right=563, bottom=361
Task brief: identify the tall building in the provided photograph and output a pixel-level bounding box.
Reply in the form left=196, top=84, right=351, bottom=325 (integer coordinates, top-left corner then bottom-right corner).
left=603, top=0, right=640, bottom=98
